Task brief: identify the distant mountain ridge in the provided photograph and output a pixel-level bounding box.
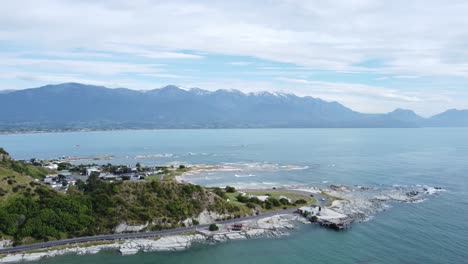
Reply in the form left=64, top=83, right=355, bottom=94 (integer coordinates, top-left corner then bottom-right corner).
left=0, top=82, right=466, bottom=131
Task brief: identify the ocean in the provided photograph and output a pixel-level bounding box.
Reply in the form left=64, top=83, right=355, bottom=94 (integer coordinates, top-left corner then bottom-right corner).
left=1, top=128, right=467, bottom=264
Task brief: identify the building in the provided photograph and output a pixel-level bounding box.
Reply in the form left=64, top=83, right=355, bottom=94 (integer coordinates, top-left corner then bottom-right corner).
left=279, top=195, right=291, bottom=203
left=43, top=163, right=58, bottom=170
left=297, top=205, right=320, bottom=216
left=86, top=167, right=101, bottom=176
left=256, top=195, right=269, bottom=202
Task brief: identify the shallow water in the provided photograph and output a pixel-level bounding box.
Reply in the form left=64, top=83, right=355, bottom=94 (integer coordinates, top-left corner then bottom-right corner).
left=1, top=128, right=467, bottom=263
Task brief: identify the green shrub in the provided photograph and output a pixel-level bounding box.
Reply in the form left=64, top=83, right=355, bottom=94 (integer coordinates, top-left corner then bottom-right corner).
left=225, top=186, right=236, bottom=193
left=246, top=202, right=256, bottom=209
left=295, top=199, right=307, bottom=204
left=209, top=224, right=219, bottom=231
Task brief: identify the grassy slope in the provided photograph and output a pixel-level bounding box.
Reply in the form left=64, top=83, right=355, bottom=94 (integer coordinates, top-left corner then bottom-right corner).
left=224, top=190, right=316, bottom=213
left=0, top=167, right=42, bottom=202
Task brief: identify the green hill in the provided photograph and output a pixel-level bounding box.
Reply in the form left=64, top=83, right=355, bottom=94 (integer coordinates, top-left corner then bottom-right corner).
left=0, top=147, right=244, bottom=245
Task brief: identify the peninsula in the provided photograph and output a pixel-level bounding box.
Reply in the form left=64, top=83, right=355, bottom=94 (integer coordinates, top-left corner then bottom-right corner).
left=0, top=147, right=443, bottom=263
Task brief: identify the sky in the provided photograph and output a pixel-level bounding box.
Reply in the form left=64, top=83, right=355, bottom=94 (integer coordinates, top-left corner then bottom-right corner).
left=1, top=0, right=468, bottom=116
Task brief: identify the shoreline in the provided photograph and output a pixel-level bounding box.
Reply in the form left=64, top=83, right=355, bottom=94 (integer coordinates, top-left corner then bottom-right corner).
left=1, top=127, right=463, bottom=136
left=0, top=183, right=444, bottom=263
left=0, top=214, right=308, bottom=263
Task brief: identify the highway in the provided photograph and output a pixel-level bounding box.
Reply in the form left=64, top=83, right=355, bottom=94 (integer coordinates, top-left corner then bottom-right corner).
left=0, top=208, right=299, bottom=254
left=0, top=190, right=327, bottom=255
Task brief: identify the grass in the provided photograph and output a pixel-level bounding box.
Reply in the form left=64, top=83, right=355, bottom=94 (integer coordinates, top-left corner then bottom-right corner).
left=145, top=174, right=162, bottom=181
left=0, top=167, right=40, bottom=202
left=320, top=191, right=344, bottom=207
left=223, top=192, right=253, bottom=215
left=246, top=191, right=315, bottom=204
left=223, top=190, right=316, bottom=213
left=145, top=166, right=192, bottom=181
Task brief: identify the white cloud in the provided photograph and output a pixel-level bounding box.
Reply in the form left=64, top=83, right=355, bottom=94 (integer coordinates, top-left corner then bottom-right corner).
left=275, top=77, right=423, bottom=102
left=1, top=0, right=468, bottom=115
left=227, top=61, right=252, bottom=66
left=0, top=57, right=163, bottom=75
left=1, top=0, right=467, bottom=77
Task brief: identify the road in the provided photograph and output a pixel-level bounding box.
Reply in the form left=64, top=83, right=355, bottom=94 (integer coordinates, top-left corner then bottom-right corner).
left=0, top=190, right=328, bottom=255
left=0, top=208, right=298, bottom=255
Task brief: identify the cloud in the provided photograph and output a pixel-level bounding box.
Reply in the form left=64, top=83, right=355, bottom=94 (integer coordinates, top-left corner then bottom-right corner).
left=227, top=61, right=253, bottom=66
left=0, top=57, right=163, bottom=75
left=1, top=0, right=468, bottom=77
left=275, top=77, right=423, bottom=102
left=0, top=0, right=468, bottom=115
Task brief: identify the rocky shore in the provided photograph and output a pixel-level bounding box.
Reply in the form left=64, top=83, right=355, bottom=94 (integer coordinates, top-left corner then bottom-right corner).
left=0, top=184, right=444, bottom=263
left=0, top=214, right=308, bottom=263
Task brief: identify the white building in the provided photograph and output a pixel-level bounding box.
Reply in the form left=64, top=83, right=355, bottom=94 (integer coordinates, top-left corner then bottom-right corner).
left=43, top=163, right=58, bottom=170
left=279, top=195, right=292, bottom=203
left=86, top=167, right=101, bottom=176
left=256, top=195, right=269, bottom=202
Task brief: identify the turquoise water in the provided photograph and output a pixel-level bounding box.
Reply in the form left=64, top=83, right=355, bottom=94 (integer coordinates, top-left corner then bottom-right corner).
left=1, top=128, right=467, bottom=263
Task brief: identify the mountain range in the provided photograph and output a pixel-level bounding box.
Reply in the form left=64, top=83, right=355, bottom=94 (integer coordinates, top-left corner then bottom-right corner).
left=0, top=82, right=467, bottom=131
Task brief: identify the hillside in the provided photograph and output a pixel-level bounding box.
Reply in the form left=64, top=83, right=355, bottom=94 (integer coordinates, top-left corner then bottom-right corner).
left=1, top=83, right=466, bottom=130
left=0, top=148, right=278, bottom=245
left=0, top=148, right=52, bottom=202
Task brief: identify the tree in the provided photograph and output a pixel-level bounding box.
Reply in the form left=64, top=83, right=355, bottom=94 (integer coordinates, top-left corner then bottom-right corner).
left=269, top=197, right=280, bottom=207
left=279, top=198, right=290, bottom=205
left=213, top=187, right=227, bottom=199
left=225, top=186, right=236, bottom=193
left=246, top=202, right=256, bottom=209
left=209, top=224, right=219, bottom=231
left=295, top=199, right=307, bottom=204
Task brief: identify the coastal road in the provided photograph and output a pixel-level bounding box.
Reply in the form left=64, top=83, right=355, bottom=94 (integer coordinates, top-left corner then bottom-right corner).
left=0, top=208, right=299, bottom=255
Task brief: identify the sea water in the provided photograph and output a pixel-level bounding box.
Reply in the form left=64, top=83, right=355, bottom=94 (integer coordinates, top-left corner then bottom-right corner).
left=1, top=128, right=467, bottom=263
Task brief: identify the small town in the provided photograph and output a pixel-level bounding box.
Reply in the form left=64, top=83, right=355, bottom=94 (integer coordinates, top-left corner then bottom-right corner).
left=25, top=157, right=187, bottom=191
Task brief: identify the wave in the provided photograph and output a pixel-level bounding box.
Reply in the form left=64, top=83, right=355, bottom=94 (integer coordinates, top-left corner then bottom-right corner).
left=234, top=174, right=256, bottom=178
left=134, top=154, right=175, bottom=159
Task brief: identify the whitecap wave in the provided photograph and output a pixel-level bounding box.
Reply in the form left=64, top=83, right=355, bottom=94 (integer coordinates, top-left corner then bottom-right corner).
left=234, top=174, right=257, bottom=178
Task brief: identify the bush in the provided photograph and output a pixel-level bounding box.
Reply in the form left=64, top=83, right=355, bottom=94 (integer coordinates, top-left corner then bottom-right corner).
left=236, top=194, right=249, bottom=203
left=192, top=219, right=199, bottom=225
left=225, top=186, right=236, bottom=193
left=249, top=197, right=262, bottom=204
left=279, top=198, right=290, bottom=205
left=246, top=202, right=256, bottom=209
left=269, top=197, right=280, bottom=207
left=209, top=224, right=219, bottom=231
left=310, top=216, right=319, bottom=222
left=295, top=199, right=307, bottom=204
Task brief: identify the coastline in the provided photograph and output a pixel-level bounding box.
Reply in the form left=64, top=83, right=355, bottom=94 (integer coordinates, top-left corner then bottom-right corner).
left=0, top=214, right=308, bottom=263
left=0, top=183, right=444, bottom=263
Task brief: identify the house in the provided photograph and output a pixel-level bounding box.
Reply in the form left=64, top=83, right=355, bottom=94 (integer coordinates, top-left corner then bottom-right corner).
left=279, top=195, right=291, bottom=203
left=43, top=163, right=58, bottom=170
left=86, top=167, right=101, bottom=176
left=43, top=176, right=54, bottom=184
left=256, top=195, right=269, bottom=202
left=43, top=174, right=58, bottom=184
left=297, top=206, right=319, bottom=216
left=231, top=224, right=243, bottom=231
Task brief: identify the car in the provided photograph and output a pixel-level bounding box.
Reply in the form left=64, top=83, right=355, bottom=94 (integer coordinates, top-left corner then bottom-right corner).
left=321, top=198, right=326, bottom=201
left=309, top=194, right=314, bottom=197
